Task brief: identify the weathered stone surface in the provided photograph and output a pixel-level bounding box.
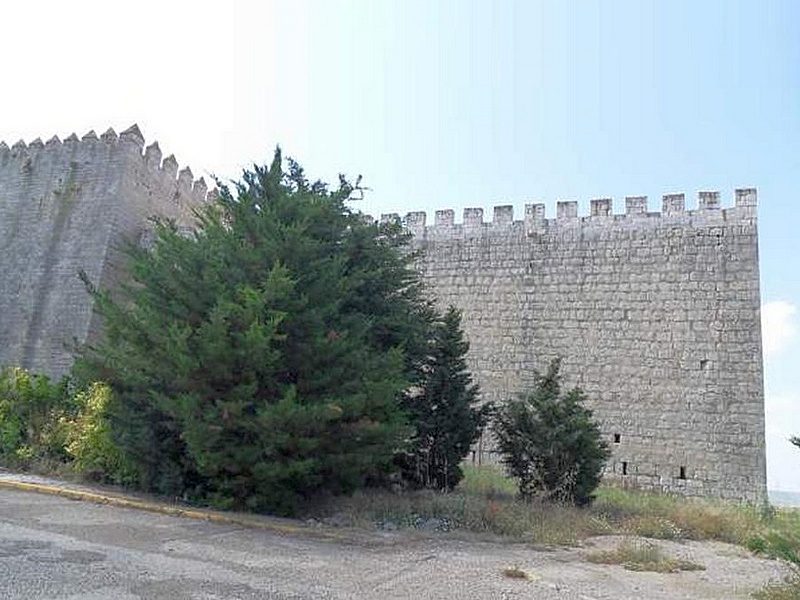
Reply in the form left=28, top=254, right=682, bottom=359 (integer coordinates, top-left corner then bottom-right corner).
left=407, top=194, right=765, bottom=502
left=0, top=126, right=210, bottom=379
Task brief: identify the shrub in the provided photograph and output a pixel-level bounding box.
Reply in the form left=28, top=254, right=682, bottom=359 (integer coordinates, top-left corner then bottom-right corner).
left=62, top=383, right=136, bottom=484
left=0, top=367, right=72, bottom=467
left=493, top=358, right=610, bottom=506
left=397, top=307, right=491, bottom=490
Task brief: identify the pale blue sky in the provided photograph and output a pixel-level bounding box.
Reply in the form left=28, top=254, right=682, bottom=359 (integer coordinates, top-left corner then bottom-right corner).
left=1, top=0, right=798, bottom=490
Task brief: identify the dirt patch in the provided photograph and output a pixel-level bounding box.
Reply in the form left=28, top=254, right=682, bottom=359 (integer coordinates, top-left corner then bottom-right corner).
left=463, top=534, right=790, bottom=599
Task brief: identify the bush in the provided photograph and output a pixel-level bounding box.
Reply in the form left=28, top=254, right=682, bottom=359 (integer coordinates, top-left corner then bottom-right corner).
left=62, top=383, right=136, bottom=484
left=0, top=367, right=72, bottom=467
left=493, top=358, right=610, bottom=506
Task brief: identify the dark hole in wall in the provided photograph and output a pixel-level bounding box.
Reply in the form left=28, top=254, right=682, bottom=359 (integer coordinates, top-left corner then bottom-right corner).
left=614, top=433, right=621, bottom=443
left=679, top=466, right=686, bottom=480
left=700, top=359, right=709, bottom=371
left=622, top=461, right=628, bottom=476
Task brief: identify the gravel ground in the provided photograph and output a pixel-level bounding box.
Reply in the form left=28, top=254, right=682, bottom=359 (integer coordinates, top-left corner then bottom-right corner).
left=0, top=484, right=791, bottom=599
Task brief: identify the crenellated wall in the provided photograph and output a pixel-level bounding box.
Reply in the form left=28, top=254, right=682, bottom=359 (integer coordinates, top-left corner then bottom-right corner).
left=0, top=126, right=765, bottom=501
left=0, top=125, right=210, bottom=378
left=389, top=190, right=765, bottom=502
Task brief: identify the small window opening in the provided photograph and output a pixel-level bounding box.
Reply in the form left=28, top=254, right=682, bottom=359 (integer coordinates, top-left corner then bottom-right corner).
left=613, top=433, right=621, bottom=444
left=700, top=359, right=709, bottom=371
left=622, top=461, right=628, bottom=476
left=679, top=466, right=687, bottom=480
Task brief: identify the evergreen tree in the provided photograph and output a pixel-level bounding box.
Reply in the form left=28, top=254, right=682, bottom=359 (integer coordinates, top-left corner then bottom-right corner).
left=791, top=436, right=800, bottom=451
left=397, top=306, right=490, bottom=490
left=493, top=358, right=610, bottom=506
left=78, top=149, right=430, bottom=514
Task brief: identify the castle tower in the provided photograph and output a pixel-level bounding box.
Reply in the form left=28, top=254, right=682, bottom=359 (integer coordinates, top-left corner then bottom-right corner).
left=0, top=125, right=209, bottom=378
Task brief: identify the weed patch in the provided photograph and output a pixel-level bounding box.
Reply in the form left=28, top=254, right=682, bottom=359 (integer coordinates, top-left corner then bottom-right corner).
left=587, top=538, right=705, bottom=573
left=501, top=566, right=539, bottom=581
left=752, top=569, right=800, bottom=600
left=313, top=466, right=800, bottom=564
left=502, top=566, right=528, bottom=579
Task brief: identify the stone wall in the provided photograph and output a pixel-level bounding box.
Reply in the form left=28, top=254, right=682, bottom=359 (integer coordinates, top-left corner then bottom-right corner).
left=0, top=126, right=207, bottom=379
left=0, top=124, right=766, bottom=501
left=387, top=190, right=765, bottom=502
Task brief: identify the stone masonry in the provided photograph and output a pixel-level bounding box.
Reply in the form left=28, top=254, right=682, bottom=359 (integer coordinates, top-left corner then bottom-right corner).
left=384, top=192, right=766, bottom=502
left=0, top=125, right=207, bottom=378
left=0, top=125, right=765, bottom=502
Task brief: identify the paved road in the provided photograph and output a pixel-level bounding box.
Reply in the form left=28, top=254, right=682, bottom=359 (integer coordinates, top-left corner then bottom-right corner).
left=0, top=487, right=788, bottom=599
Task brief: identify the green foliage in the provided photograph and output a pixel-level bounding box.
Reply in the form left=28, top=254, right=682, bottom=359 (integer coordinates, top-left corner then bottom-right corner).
left=397, top=307, right=491, bottom=490
left=746, top=531, right=800, bottom=564
left=78, top=148, right=432, bottom=514
left=0, top=367, right=72, bottom=466
left=62, top=383, right=136, bottom=484
left=492, top=358, right=610, bottom=506
left=0, top=367, right=135, bottom=482
left=458, top=464, right=517, bottom=499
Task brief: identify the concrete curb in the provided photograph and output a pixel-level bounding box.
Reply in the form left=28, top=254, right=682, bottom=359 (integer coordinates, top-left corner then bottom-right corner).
left=0, top=478, right=341, bottom=539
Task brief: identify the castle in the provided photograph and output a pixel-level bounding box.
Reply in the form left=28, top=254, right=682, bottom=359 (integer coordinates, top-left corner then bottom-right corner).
left=0, top=127, right=766, bottom=502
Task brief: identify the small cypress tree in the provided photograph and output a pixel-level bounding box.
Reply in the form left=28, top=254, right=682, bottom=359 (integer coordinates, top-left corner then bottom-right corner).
left=397, top=306, right=491, bottom=490
left=493, top=358, right=610, bottom=506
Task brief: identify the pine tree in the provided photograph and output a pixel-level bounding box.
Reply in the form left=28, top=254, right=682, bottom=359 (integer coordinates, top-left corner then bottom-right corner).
left=78, top=149, right=428, bottom=513
left=397, top=307, right=490, bottom=490
left=493, top=358, right=610, bottom=506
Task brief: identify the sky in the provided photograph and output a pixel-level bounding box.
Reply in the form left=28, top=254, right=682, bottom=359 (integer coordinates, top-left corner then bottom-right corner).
left=1, top=0, right=798, bottom=491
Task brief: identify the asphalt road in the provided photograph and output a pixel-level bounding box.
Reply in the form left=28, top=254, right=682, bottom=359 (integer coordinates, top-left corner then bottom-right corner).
left=0, top=487, right=788, bottom=599
left=0, top=486, right=535, bottom=600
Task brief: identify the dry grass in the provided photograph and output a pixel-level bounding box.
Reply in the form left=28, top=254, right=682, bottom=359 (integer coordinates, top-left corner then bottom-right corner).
left=500, top=565, right=541, bottom=581
left=501, top=566, right=530, bottom=579
left=592, top=486, right=766, bottom=543
left=314, top=465, right=800, bottom=567
left=326, top=485, right=603, bottom=545
left=586, top=538, right=705, bottom=573
left=752, top=570, right=800, bottom=600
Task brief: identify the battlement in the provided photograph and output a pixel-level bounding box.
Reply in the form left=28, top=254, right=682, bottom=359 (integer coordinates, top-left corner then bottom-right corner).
left=0, top=125, right=214, bottom=380
left=0, top=124, right=766, bottom=502
left=407, top=185, right=764, bottom=502
left=0, top=124, right=213, bottom=207
left=381, top=189, right=757, bottom=239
